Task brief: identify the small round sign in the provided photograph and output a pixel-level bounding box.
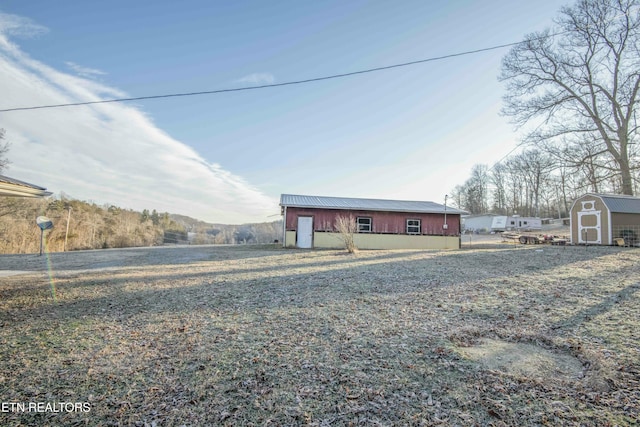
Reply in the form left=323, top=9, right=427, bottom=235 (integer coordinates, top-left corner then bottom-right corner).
left=36, top=216, right=54, bottom=230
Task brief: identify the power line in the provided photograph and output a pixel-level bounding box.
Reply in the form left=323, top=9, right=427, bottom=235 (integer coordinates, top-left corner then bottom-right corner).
left=487, top=114, right=556, bottom=171
left=488, top=144, right=525, bottom=171
left=0, top=40, right=531, bottom=113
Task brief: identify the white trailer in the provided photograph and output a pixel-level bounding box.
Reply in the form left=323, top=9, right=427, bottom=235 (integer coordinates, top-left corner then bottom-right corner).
left=491, top=216, right=542, bottom=232
left=490, top=216, right=508, bottom=231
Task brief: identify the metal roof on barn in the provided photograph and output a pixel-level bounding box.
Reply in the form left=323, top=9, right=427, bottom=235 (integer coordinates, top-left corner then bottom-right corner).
left=280, top=194, right=467, bottom=214
left=594, top=193, right=640, bottom=214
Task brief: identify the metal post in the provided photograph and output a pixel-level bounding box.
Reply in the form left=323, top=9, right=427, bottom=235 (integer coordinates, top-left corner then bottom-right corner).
left=64, top=205, right=72, bottom=252
left=443, top=195, right=448, bottom=231
left=583, top=228, right=588, bottom=247
left=36, top=216, right=53, bottom=256
left=443, top=195, right=448, bottom=249
left=282, top=206, right=287, bottom=248
left=513, top=211, right=517, bottom=247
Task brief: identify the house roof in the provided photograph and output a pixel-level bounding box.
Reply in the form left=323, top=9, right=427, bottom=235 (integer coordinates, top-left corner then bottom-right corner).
left=0, top=174, right=52, bottom=198
left=591, top=193, right=640, bottom=214
left=280, top=194, right=467, bottom=215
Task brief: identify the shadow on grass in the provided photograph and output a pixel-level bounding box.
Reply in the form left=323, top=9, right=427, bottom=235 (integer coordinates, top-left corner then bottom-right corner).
left=42, top=244, right=632, bottom=291
left=551, top=281, right=640, bottom=330
left=0, top=244, right=288, bottom=272
left=2, top=247, right=639, bottom=426
left=1, top=245, right=634, bottom=325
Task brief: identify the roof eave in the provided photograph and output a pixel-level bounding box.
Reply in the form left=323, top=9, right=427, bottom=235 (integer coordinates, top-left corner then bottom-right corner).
left=279, top=203, right=465, bottom=215
left=0, top=183, right=52, bottom=198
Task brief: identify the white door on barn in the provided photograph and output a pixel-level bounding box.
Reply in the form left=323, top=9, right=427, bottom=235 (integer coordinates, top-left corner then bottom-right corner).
left=296, top=216, right=313, bottom=248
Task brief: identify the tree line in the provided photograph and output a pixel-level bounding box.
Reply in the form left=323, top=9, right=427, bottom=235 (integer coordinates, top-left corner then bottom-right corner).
left=449, top=147, right=639, bottom=218
left=452, top=0, right=639, bottom=217
left=0, top=196, right=282, bottom=254
left=1, top=196, right=178, bottom=254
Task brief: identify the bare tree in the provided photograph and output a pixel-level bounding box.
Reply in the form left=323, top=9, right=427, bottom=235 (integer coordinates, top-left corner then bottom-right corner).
left=500, top=0, right=640, bottom=195
left=503, top=157, right=527, bottom=214
left=335, top=214, right=358, bottom=253
left=449, top=185, right=466, bottom=211
left=490, top=163, right=508, bottom=214
left=0, top=129, right=11, bottom=173
left=512, top=150, right=555, bottom=216
left=457, top=164, right=490, bottom=214
left=555, top=164, right=577, bottom=216
left=548, top=136, right=613, bottom=192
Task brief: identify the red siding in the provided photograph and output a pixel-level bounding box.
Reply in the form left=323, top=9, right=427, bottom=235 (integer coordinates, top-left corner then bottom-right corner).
left=285, top=207, right=460, bottom=235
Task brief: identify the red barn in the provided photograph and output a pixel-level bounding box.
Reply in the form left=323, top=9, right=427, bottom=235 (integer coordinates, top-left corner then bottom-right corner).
left=280, top=194, right=466, bottom=249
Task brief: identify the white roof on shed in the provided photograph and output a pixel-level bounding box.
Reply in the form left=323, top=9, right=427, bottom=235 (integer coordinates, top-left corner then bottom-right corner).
left=280, top=194, right=467, bottom=214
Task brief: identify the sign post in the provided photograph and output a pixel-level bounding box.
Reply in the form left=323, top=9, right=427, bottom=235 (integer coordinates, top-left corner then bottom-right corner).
left=36, top=216, right=54, bottom=256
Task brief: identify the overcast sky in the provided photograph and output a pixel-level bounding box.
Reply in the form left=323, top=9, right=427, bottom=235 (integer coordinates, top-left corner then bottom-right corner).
left=0, top=0, right=567, bottom=223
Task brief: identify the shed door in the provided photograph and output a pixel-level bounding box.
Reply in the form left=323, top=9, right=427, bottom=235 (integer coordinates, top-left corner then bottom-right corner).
left=578, top=211, right=601, bottom=244
left=296, top=216, right=313, bottom=248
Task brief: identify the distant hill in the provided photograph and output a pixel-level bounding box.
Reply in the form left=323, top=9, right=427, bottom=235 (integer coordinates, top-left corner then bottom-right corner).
left=0, top=195, right=282, bottom=254
left=169, top=214, right=282, bottom=245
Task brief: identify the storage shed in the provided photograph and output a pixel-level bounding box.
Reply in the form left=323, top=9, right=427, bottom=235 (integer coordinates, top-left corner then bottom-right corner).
left=280, top=194, right=466, bottom=249
left=570, top=193, right=640, bottom=246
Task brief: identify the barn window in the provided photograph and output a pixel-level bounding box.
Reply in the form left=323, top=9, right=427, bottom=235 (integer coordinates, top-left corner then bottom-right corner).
left=406, top=219, right=421, bottom=234
left=357, top=217, right=372, bottom=232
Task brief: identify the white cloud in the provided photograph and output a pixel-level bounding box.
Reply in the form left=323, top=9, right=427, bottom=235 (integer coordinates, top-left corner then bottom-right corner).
left=65, top=61, right=107, bottom=78
left=235, top=72, right=275, bottom=85
left=0, top=13, right=47, bottom=55
left=0, top=18, right=278, bottom=224
left=0, top=12, right=47, bottom=39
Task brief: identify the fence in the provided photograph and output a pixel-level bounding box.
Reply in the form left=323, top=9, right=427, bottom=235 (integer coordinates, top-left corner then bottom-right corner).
left=611, top=225, right=640, bottom=247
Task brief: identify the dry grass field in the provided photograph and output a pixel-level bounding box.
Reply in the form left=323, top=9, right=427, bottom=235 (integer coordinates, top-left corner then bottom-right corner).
left=0, top=241, right=639, bottom=426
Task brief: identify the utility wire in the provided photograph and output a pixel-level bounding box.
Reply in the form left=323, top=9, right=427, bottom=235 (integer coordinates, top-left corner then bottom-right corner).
left=0, top=40, right=533, bottom=113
